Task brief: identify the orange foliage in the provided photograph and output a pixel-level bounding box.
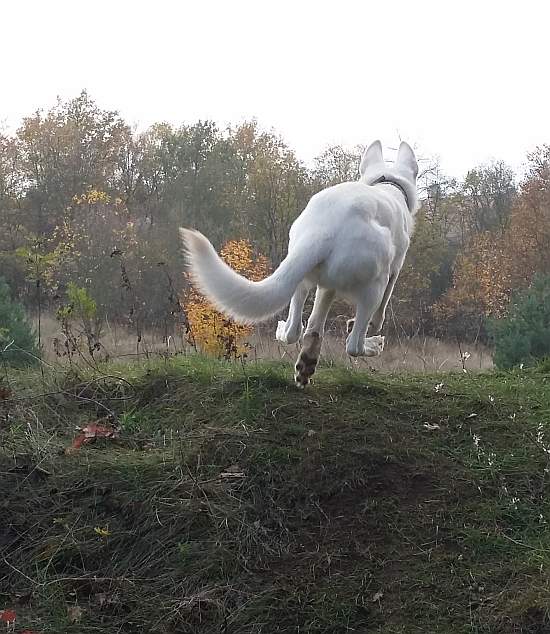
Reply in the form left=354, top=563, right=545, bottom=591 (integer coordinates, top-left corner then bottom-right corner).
left=434, top=231, right=512, bottom=321
left=436, top=164, right=550, bottom=324
left=184, top=239, right=269, bottom=359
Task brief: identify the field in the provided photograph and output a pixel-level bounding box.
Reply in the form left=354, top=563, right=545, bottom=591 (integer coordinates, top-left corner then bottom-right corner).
left=36, top=314, right=493, bottom=373
left=2, top=353, right=550, bottom=633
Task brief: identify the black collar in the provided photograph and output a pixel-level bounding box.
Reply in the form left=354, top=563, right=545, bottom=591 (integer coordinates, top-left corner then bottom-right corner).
left=373, top=176, right=410, bottom=210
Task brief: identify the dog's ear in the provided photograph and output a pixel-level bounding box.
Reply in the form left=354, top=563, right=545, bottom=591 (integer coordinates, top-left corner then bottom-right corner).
left=359, top=140, right=384, bottom=176
left=396, top=141, right=418, bottom=179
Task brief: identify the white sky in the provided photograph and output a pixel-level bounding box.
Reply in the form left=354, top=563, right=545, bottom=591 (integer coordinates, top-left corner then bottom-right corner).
left=2, top=0, right=549, bottom=178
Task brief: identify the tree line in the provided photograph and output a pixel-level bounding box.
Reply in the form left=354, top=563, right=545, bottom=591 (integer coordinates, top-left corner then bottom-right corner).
left=1, top=91, right=549, bottom=343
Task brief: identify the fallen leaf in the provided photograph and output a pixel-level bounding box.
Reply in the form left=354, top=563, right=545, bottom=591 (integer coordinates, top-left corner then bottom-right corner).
left=94, top=526, right=111, bottom=537
left=67, top=605, right=83, bottom=624
left=66, top=421, right=120, bottom=453
left=82, top=422, right=119, bottom=439
left=372, top=590, right=384, bottom=602
left=0, top=609, right=16, bottom=623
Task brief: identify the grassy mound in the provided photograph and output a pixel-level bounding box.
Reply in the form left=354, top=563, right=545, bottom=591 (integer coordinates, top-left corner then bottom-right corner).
left=2, top=357, right=550, bottom=633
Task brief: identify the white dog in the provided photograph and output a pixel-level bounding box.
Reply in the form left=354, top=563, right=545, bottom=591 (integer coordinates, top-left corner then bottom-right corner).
left=180, top=140, right=420, bottom=386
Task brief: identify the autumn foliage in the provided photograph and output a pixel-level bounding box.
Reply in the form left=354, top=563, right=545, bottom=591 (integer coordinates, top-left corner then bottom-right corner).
left=184, top=239, right=269, bottom=359
left=434, top=146, right=550, bottom=336
left=3, top=91, right=550, bottom=347
left=434, top=231, right=512, bottom=324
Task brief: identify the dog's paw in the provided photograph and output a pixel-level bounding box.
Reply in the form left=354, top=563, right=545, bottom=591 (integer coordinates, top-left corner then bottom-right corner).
left=347, top=334, right=385, bottom=357
left=276, top=320, right=303, bottom=345
left=294, top=332, right=322, bottom=387
left=364, top=335, right=385, bottom=357
left=345, top=332, right=363, bottom=357
left=276, top=320, right=288, bottom=343
left=294, top=354, right=317, bottom=388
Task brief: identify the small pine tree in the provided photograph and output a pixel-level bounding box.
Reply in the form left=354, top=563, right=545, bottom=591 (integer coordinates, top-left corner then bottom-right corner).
left=490, top=274, right=550, bottom=369
left=0, top=277, right=39, bottom=367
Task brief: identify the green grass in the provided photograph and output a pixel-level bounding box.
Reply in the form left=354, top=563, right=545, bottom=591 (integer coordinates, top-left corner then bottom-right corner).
left=2, top=356, right=550, bottom=632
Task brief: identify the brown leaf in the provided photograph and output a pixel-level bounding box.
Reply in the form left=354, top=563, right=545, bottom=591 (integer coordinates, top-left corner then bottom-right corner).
left=66, top=421, right=120, bottom=453
left=0, top=609, right=16, bottom=623
left=82, top=422, right=120, bottom=439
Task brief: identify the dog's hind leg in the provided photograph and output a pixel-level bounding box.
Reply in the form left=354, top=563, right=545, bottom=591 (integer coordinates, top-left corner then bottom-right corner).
left=368, top=273, right=397, bottom=334
left=294, top=287, right=335, bottom=387
left=346, top=269, right=401, bottom=337
left=276, top=282, right=309, bottom=344
left=370, top=259, right=405, bottom=333
left=346, top=280, right=387, bottom=357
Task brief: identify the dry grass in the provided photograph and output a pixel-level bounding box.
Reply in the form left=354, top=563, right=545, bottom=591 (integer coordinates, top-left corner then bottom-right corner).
left=253, top=330, right=493, bottom=372
left=35, top=313, right=493, bottom=372
left=35, top=314, right=189, bottom=363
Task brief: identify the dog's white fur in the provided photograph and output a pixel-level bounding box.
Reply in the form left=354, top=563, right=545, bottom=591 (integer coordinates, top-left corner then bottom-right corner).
left=180, top=140, right=419, bottom=365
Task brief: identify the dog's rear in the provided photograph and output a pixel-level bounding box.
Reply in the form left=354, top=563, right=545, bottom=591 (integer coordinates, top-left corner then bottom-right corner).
left=180, top=228, right=325, bottom=324
left=181, top=140, right=419, bottom=385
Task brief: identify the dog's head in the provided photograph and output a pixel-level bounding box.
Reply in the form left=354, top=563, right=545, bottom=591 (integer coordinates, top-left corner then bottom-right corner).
left=359, top=140, right=420, bottom=214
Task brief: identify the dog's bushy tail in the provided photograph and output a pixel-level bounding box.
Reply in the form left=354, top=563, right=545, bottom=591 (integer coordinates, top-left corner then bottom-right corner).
left=180, top=228, right=319, bottom=324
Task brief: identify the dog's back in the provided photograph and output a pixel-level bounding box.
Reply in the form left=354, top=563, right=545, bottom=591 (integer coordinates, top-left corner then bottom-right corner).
left=288, top=181, right=412, bottom=297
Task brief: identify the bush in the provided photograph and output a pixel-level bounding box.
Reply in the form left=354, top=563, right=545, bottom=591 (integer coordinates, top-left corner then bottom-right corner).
left=490, top=274, right=550, bottom=369
left=184, top=239, right=269, bottom=359
left=0, top=277, right=39, bottom=367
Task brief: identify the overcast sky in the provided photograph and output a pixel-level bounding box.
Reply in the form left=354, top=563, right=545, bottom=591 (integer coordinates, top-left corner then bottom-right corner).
left=2, top=0, right=549, bottom=178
